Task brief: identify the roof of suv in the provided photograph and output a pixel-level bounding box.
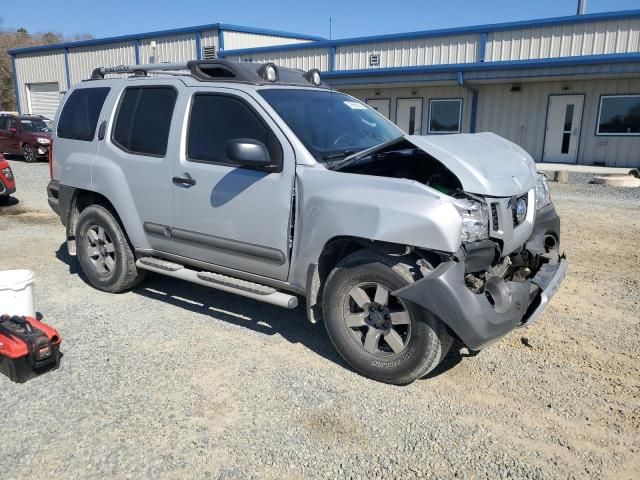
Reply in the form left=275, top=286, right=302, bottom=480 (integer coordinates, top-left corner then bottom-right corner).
left=88, top=60, right=329, bottom=89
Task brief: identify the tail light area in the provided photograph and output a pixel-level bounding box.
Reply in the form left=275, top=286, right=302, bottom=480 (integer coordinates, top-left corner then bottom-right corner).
left=48, top=140, right=53, bottom=179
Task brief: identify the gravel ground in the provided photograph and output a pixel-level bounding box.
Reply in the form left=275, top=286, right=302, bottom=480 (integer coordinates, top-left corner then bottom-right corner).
left=1, top=160, right=639, bottom=479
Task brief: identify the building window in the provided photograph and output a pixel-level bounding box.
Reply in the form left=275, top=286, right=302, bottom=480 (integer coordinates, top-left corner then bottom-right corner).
left=428, top=99, right=462, bottom=134
left=596, top=95, right=640, bottom=136
left=112, top=86, right=177, bottom=157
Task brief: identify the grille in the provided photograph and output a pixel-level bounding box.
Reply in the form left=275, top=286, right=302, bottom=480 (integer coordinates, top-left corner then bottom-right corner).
left=491, top=203, right=499, bottom=231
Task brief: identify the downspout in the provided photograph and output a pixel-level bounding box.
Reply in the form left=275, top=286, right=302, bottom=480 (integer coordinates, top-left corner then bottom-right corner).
left=457, top=71, right=478, bottom=133
left=64, top=48, right=71, bottom=90
left=10, top=54, right=21, bottom=113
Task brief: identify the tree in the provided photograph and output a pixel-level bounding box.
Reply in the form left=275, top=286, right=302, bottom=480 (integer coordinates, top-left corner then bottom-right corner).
left=0, top=21, right=93, bottom=111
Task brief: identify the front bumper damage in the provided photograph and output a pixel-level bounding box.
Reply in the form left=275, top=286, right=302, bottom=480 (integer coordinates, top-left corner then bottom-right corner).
left=394, top=205, right=567, bottom=350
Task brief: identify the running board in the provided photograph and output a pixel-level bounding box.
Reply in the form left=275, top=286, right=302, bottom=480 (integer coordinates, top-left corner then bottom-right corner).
left=135, top=258, right=298, bottom=309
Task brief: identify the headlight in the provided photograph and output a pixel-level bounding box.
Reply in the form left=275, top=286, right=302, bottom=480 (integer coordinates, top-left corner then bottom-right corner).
left=455, top=198, right=489, bottom=243
left=37, top=138, right=50, bottom=145
left=1, top=167, right=12, bottom=180
left=535, top=173, right=551, bottom=210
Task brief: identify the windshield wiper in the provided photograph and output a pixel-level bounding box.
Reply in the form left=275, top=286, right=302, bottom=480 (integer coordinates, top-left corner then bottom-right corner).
left=322, top=150, right=357, bottom=162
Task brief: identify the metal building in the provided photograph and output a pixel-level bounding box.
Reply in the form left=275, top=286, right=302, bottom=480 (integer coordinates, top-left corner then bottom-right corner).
left=8, top=24, right=322, bottom=119
left=9, top=10, right=640, bottom=167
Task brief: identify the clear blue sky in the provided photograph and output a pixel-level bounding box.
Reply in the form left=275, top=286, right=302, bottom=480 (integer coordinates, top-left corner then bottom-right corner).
left=1, top=0, right=639, bottom=40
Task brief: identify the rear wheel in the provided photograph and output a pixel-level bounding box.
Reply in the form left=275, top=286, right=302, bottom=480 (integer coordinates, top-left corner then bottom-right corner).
left=323, top=249, right=452, bottom=385
left=22, top=144, right=37, bottom=163
left=76, top=204, right=145, bottom=293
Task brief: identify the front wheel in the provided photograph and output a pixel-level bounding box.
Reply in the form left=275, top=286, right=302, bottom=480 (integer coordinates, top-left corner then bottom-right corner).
left=22, top=144, right=37, bottom=163
left=76, top=204, right=145, bottom=293
left=323, top=250, right=452, bottom=385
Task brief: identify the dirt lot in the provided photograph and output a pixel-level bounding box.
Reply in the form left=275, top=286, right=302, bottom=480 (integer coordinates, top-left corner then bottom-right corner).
left=1, top=160, right=639, bottom=479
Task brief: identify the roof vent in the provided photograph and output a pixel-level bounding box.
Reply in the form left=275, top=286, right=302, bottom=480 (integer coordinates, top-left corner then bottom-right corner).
left=203, top=46, right=217, bottom=60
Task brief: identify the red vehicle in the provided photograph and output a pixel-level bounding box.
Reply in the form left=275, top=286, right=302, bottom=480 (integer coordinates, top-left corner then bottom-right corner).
left=0, top=153, right=16, bottom=202
left=0, top=114, right=52, bottom=163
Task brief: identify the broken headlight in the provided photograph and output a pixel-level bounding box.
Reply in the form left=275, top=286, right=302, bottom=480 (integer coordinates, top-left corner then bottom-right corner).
left=535, top=173, right=552, bottom=210
left=455, top=198, right=489, bottom=243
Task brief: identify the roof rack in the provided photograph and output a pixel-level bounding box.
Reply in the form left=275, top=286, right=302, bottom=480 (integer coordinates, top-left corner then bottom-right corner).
left=89, top=60, right=326, bottom=88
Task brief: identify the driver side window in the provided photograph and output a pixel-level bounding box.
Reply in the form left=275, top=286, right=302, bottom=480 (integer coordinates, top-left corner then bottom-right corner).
left=187, top=93, right=282, bottom=169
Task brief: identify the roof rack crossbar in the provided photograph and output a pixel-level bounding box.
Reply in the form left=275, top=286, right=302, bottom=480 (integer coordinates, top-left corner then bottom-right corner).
left=91, top=62, right=191, bottom=79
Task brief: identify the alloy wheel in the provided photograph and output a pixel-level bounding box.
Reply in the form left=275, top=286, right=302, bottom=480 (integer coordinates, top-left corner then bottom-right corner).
left=342, top=282, right=412, bottom=356
left=86, top=225, right=116, bottom=274
left=23, top=145, right=36, bottom=162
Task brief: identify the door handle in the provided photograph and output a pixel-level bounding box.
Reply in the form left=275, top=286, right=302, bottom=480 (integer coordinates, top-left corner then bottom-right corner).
left=172, top=173, right=196, bottom=187
left=97, top=121, right=107, bottom=140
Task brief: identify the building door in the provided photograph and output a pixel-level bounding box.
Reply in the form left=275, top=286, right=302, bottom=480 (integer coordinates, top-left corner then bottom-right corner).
left=27, top=83, right=61, bottom=119
left=396, top=98, right=423, bottom=135
left=543, top=95, right=584, bottom=163
left=366, top=98, right=390, bottom=119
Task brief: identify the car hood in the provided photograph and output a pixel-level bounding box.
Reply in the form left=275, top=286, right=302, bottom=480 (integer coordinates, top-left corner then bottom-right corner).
left=347, top=132, right=538, bottom=197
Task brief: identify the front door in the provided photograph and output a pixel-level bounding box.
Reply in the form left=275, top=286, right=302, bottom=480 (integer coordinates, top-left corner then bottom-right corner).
left=543, top=95, right=584, bottom=163
left=366, top=98, right=390, bottom=119
left=396, top=98, right=423, bottom=135
left=169, top=90, right=295, bottom=281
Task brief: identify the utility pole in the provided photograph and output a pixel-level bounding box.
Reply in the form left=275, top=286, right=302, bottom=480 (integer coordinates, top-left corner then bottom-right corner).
left=577, top=0, right=586, bottom=15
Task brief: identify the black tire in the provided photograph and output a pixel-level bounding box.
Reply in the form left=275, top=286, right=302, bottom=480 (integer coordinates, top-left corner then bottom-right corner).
left=75, top=204, right=145, bottom=293
left=22, top=144, right=37, bottom=163
left=323, top=249, right=452, bottom=385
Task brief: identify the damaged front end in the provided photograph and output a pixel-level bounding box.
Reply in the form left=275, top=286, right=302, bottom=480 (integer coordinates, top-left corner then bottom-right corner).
left=334, top=133, right=567, bottom=350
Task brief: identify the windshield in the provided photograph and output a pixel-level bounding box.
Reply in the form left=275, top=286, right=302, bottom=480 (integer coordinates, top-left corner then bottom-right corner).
left=259, top=89, right=403, bottom=164
left=20, top=119, right=51, bottom=133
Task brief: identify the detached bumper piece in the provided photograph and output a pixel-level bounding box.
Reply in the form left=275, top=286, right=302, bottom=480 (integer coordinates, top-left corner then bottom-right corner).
left=0, top=315, right=62, bottom=383
left=394, top=254, right=567, bottom=351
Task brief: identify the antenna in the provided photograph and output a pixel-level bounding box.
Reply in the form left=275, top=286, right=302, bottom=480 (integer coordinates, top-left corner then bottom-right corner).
left=577, top=0, right=586, bottom=15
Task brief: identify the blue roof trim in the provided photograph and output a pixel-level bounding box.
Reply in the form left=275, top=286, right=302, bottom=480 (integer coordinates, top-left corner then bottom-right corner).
left=218, top=9, right=640, bottom=57
left=7, top=22, right=324, bottom=55
left=321, top=53, right=640, bottom=79
left=10, top=55, right=21, bottom=113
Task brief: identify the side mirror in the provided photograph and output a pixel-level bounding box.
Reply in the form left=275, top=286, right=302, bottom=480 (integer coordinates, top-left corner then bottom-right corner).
left=225, top=139, right=272, bottom=170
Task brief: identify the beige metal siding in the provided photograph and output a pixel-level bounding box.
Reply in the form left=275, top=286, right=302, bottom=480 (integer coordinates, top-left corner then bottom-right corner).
left=335, top=34, right=480, bottom=70
left=226, top=47, right=329, bottom=71
left=139, top=33, right=197, bottom=63
left=341, top=85, right=474, bottom=135
left=14, top=51, right=67, bottom=113
left=486, top=18, right=640, bottom=61
left=222, top=31, right=312, bottom=50
left=200, top=29, right=219, bottom=49
left=68, top=41, right=135, bottom=84
left=475, top=77, right=640, bottom=168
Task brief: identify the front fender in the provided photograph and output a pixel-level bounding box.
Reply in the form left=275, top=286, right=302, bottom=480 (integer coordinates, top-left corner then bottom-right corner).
left=289, top=166, right=462, bottom=287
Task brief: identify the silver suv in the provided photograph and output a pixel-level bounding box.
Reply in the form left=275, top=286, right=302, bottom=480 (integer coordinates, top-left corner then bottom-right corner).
left=47, top=60, right=566, bottom=384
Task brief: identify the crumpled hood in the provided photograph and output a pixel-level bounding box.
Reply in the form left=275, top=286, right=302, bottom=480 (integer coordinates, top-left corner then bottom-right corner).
left=405, top=133, right=537, bottom=196
left=347, top=132, right=538, bottom=197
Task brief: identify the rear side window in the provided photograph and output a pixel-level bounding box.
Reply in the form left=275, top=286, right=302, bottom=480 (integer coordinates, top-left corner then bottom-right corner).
left=187, top=94, right=282, bottom=166
left=112, top=87, right=177, bottom=157
left=57, top=87, right=110, bottom=141
left=0, top=118, right=7, bottom=130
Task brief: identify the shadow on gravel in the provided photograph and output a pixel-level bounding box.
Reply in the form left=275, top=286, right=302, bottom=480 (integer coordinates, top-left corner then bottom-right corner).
left=0, top=196, right=19, bottom=208
left=54, top=243, right=347, bottom=369
left=54, top=242, right=471, bottom=378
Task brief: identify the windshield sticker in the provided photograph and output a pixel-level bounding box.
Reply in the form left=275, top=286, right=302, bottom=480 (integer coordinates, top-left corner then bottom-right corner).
left=344, top=101, right=367, bottom=110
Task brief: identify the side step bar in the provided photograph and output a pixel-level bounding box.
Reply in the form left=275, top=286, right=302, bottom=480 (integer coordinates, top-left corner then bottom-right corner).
left=136, top=258, right=298, bottom=309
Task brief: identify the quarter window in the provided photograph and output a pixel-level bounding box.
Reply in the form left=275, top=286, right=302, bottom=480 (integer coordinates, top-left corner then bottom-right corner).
left=428, top=99, right=462, bottom=134
left=113, top=87, right=177, bottom=156
left=187, top=94, right=282, bottom=168
left=596, top=95, right=640, bottom=135
left=57, top=87, right=110, bottom=141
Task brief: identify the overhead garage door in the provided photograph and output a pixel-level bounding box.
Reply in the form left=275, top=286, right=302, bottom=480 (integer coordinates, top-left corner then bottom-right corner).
left=27, top=82, right=61, bottom=119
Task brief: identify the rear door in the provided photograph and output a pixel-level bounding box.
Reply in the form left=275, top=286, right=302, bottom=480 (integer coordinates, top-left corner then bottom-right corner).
left=5, top=119, right=21, bottom=153
left=168, top=88, right=295, bottom=281
left=95, top=80, right=180, bottom=254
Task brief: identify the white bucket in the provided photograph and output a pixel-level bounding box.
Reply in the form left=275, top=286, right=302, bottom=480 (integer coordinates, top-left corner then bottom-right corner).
left=0, top=269, right=36, bottom=318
